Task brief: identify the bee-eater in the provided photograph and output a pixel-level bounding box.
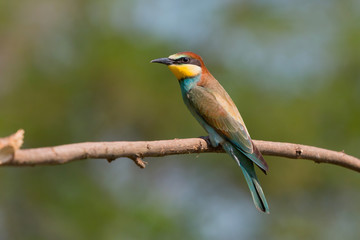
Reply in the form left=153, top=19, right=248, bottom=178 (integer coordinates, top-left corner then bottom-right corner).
left=151, top=52, right=269, bottom=213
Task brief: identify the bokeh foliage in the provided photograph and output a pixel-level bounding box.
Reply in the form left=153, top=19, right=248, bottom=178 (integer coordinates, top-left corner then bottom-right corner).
left=0, top=0, right=359, bottom=239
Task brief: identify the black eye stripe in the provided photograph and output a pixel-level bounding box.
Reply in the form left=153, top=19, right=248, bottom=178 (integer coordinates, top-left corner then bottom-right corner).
left=190, top=59, right=201, bottom=67
left=174, top=57, right=201, bottom=67
left=182, top=57, right=190, bottom=62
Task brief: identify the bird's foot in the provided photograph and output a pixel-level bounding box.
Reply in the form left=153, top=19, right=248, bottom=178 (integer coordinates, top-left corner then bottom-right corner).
left=199, top=136, right=211, bottom=146
left=199, top=135, right=219, bottom=148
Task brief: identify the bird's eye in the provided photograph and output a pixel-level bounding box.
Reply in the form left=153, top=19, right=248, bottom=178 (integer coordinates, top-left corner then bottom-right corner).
left=181, top=57, right=190, bottom=63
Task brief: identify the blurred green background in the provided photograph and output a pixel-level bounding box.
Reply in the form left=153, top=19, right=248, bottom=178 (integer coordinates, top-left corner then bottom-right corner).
left=1, top=0, right=360, bottom=239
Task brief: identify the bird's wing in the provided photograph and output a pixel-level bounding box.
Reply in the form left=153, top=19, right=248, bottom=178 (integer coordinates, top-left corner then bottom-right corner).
left=187, top=86, right=253, bottom=153
left=187, top=86, right=268, bottom=172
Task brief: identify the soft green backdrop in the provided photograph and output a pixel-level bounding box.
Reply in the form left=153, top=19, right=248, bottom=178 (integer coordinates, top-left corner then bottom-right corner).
left=0, top=0, right=359, bottom=239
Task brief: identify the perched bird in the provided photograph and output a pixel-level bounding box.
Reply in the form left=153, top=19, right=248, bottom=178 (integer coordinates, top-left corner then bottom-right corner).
left=151, top=52, right=269, bottom=213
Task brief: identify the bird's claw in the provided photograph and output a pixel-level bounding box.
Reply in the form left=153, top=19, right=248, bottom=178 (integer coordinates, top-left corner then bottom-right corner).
left=199, top=136, right=212, bottom=146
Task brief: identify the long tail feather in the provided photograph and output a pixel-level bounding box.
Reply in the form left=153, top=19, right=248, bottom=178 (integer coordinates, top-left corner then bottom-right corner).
left=222, top=142, right=270, bottom=213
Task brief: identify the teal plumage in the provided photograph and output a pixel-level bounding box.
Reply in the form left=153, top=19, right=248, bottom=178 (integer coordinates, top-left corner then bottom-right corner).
left=151, top=52, right=269, bottom=213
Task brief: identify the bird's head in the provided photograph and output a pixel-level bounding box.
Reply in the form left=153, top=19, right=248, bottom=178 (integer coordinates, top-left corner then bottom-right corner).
left=151, top=52, right=205, bottom=80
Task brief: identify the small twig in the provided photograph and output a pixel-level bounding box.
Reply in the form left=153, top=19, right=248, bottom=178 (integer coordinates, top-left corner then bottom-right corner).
left=130, top=156, right=148, bottom=169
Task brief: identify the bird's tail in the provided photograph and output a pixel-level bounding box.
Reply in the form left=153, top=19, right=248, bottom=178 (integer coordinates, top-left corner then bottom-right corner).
left=222, top=142, right=270, bottom=214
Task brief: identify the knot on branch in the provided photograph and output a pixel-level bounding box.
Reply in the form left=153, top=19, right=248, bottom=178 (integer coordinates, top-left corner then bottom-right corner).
left=295, top=147, right=303, bottom=158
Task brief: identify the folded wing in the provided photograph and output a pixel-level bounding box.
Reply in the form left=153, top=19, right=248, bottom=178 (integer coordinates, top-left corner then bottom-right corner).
left=187, top=86, right=268, bottom=172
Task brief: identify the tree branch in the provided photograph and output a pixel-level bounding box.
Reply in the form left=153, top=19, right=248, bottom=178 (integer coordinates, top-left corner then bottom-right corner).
left=0, top=130, right=359, bottom=172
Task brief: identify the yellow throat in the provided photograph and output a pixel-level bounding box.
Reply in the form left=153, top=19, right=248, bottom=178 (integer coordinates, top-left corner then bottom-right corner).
left=168, top=64, right=202, bottom=80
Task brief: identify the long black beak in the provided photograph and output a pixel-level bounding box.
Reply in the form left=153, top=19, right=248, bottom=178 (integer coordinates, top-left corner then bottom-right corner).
left=150, top=57, right=174, bottom=65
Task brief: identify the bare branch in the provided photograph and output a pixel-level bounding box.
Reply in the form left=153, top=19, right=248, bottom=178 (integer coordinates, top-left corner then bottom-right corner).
left=0, top=130, right=358, bottom=172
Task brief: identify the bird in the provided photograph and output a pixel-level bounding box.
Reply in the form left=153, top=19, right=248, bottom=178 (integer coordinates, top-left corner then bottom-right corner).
left=151, top=51, right=269, bottom=213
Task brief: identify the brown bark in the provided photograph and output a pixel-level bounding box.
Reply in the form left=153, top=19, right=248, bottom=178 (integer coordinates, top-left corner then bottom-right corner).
left=0, top=130, right=358, bottom=173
